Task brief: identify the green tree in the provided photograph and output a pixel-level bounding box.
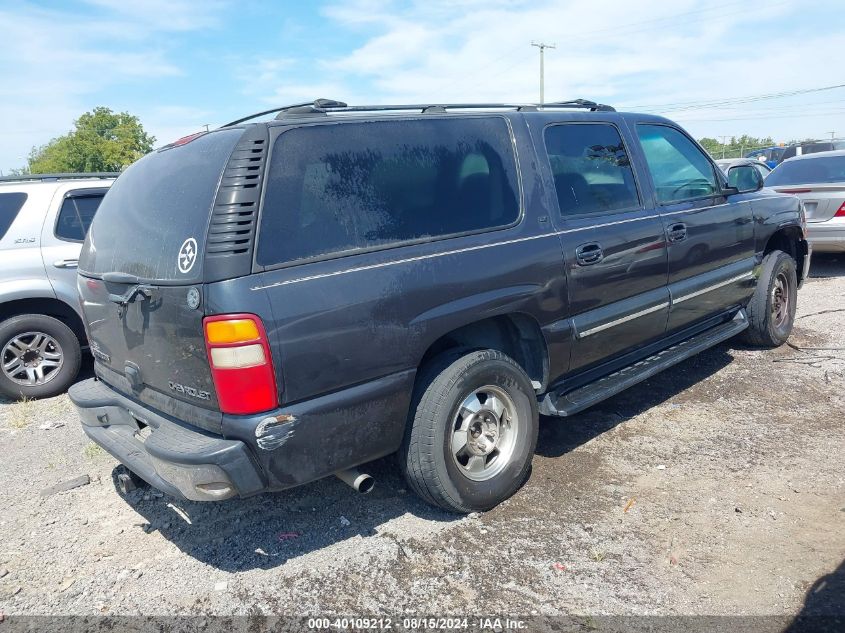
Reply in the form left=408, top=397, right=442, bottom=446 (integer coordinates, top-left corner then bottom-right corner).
left=698, top=135, right=776, bottom=160
left=25, top=107, right=155, bottom=174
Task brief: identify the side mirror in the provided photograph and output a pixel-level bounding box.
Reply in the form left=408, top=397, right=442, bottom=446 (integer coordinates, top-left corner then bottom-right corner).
left=727, top=164, right=764, bottom=194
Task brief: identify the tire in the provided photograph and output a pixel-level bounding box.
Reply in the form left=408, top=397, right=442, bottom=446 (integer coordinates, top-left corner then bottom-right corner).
left=400, top=349, right=539, bottom=513
left=0, top=314, right=82, bottom=400
left=743, top=250, right=797, bottom=348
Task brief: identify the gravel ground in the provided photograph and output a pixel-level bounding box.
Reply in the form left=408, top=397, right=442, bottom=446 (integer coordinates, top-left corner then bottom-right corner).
left=0, top=255, right=843, bottom=623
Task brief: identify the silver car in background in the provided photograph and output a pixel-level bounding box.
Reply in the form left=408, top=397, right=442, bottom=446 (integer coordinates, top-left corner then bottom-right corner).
left=766, top=150, right=845, bottom=253
left=0, top=173, right=115, bottom=399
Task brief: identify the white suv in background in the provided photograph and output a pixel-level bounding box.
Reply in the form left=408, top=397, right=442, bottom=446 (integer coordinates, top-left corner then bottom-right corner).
left=0, top=173, right=116, bottom=399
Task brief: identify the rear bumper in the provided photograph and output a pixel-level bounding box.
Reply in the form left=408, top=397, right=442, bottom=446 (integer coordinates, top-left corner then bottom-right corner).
left=69, top=379, right=265, bottom=501
left=70, top=368, right=417, bottom=501
left=807, top=220, right=845, bottom=253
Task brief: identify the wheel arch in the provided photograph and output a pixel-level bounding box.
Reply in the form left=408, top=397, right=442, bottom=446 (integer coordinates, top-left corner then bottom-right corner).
left=417, top=313, right=549, bottom=392
left=0, top=297, right=87, bottom=343
left=763, top=224, right=808, bottom=284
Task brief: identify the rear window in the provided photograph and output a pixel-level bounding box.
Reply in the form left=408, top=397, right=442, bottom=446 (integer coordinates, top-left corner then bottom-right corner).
left=0, top=192, right=27, bottom=240
left=55, top=193, right=104, bottom=242
left=256, top=117, right=520, bottom=267
left=79, top=128, right=243, bottom=282
left=766, top=156, right=845, bottom=186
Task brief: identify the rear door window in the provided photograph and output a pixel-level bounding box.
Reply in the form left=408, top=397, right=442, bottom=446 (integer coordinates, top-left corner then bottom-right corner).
left=55, top=192, right=105, bottom=242
left=637, top=125, right=719, bottom=203
left=257, top=117, right=520, bottom=266
left=543, top=123, right=640, bottom=216
left=0, top=192, right=27, bottom=240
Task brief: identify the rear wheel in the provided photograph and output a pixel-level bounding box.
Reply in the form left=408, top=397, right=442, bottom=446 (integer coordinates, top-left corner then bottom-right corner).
left=400, top=349, right=539, bottom=513
left=0, top=314, right=82, bottom=400
left=743, top=250, right=797, bottom=347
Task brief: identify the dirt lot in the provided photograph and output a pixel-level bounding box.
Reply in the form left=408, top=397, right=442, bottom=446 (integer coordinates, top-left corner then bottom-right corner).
left=1, top=255, right=843, bottom=625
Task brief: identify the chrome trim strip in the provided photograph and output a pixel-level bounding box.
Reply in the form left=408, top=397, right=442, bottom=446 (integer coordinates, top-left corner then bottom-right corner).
left=250, top=232, right=558, bottom=290
left=672, top=272, right=754, bottom=305
left=660, top=203, right=730, bottom=217
left=559, top=214, right=659, bottom=233
left=577, top=302, right=670, bottom=339
left=251, top=215, right=669, bottom=290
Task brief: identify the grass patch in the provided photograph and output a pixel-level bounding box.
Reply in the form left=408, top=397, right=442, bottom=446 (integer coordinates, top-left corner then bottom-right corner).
left=7, top=396, right=35, bottom=428
left=83, top=443, right=105, bottom=459
left=589, top=548, right=606, bottom=562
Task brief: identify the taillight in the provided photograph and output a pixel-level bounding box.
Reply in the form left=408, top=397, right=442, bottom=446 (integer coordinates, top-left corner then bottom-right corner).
left=835, top=201, right=845, bottom=218
left=203, top=314, right=278, bottom=415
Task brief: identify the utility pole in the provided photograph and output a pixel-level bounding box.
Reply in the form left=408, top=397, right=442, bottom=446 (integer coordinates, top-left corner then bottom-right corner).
left=531, top=41, right=556, bottom=105
left=203, top=124, right=210, bottom=132
left=828, top=131, right=836, bottom=141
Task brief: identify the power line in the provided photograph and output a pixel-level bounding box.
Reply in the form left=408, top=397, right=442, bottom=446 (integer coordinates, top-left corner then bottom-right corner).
left=672, top=109, right=845, bottom=123
left=623, top=82, right=845, bottom=112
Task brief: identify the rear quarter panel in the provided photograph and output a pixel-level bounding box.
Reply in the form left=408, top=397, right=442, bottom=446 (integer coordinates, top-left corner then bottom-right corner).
left=248, top=115, right=568, bottom=408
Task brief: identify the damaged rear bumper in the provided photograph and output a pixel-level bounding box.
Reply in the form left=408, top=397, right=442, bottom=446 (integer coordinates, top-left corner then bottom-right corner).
left=69, top=378, right=265, bottom=501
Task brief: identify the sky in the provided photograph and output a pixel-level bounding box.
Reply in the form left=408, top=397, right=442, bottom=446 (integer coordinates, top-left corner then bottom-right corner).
left=1, top=0, right=843, bottom=173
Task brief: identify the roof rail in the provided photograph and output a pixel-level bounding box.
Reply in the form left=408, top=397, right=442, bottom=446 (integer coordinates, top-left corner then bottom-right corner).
left=222, top=97, right=615, bottom=126
left=0, top=172, right=119, bottom=184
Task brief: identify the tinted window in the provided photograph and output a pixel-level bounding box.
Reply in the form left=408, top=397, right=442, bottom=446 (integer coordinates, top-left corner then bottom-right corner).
left=80, top=128, right=243, bottom=282
left=257, top=118, right=520, bottom=266
left=637, top=125, right=718, bottom=203
left=544, top=123, right=640, bottom=216
left=766, top=155, right=845, bottom=186
left=55, top=194, right=103, bottom=241
left=0, top=192, right=27, bottom=240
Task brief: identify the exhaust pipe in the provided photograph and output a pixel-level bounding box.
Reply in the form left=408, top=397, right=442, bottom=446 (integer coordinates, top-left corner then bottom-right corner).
left=335, top=468, right=374, bottom=494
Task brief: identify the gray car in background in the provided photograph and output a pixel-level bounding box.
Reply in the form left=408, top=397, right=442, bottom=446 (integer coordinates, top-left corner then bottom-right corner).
left=0, top=173, right=115, bottom=399
left=766, top=150, right=845, bottom=253
left=716, top=157, right=771, bottom=179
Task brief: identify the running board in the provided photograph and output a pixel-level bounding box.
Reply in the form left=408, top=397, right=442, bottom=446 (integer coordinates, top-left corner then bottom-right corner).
left=539, top=310, right=749, bottom=417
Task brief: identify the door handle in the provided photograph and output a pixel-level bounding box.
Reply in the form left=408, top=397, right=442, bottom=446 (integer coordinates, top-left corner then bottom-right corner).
left=53, top=259, right=79, bottom=269
left=575, top=242, right=603, bottom=266
left=667, top=223, right=687, bottom=242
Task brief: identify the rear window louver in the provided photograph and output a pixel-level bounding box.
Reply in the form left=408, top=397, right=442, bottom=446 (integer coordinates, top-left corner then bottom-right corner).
left=204, top=126, right=269, bottom=281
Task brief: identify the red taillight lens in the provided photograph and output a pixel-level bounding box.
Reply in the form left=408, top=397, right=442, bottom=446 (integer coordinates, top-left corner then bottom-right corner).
left=203, top=314, right=278, bottom=415
left=835, top=201, right=845, bottom=218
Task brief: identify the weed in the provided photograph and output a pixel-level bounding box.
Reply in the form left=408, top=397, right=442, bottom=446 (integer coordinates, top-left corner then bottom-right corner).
left=84, top=443, right=104, bottom=459
left=8, top=396, right=35, bottom=428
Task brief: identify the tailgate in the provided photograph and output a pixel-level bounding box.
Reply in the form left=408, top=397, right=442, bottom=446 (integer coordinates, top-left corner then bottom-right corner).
left=79, top=276, right=221, bottom=420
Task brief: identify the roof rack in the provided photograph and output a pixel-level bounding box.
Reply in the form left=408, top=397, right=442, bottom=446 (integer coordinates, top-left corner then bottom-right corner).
left=0, top=172, right=119, bottom=184
left=222, top=98, right=615, bottom=126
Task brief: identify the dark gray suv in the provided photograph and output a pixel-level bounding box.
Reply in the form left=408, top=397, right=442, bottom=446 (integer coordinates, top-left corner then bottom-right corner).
left=69, top=99, right=810, bottom=512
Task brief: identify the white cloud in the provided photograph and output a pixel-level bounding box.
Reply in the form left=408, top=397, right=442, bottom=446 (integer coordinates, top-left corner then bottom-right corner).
left=302, top=0, right=843, bottom=142
left=81, top=0, right=226, bottom=32
left=0, top=1, right=225, bottom=172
